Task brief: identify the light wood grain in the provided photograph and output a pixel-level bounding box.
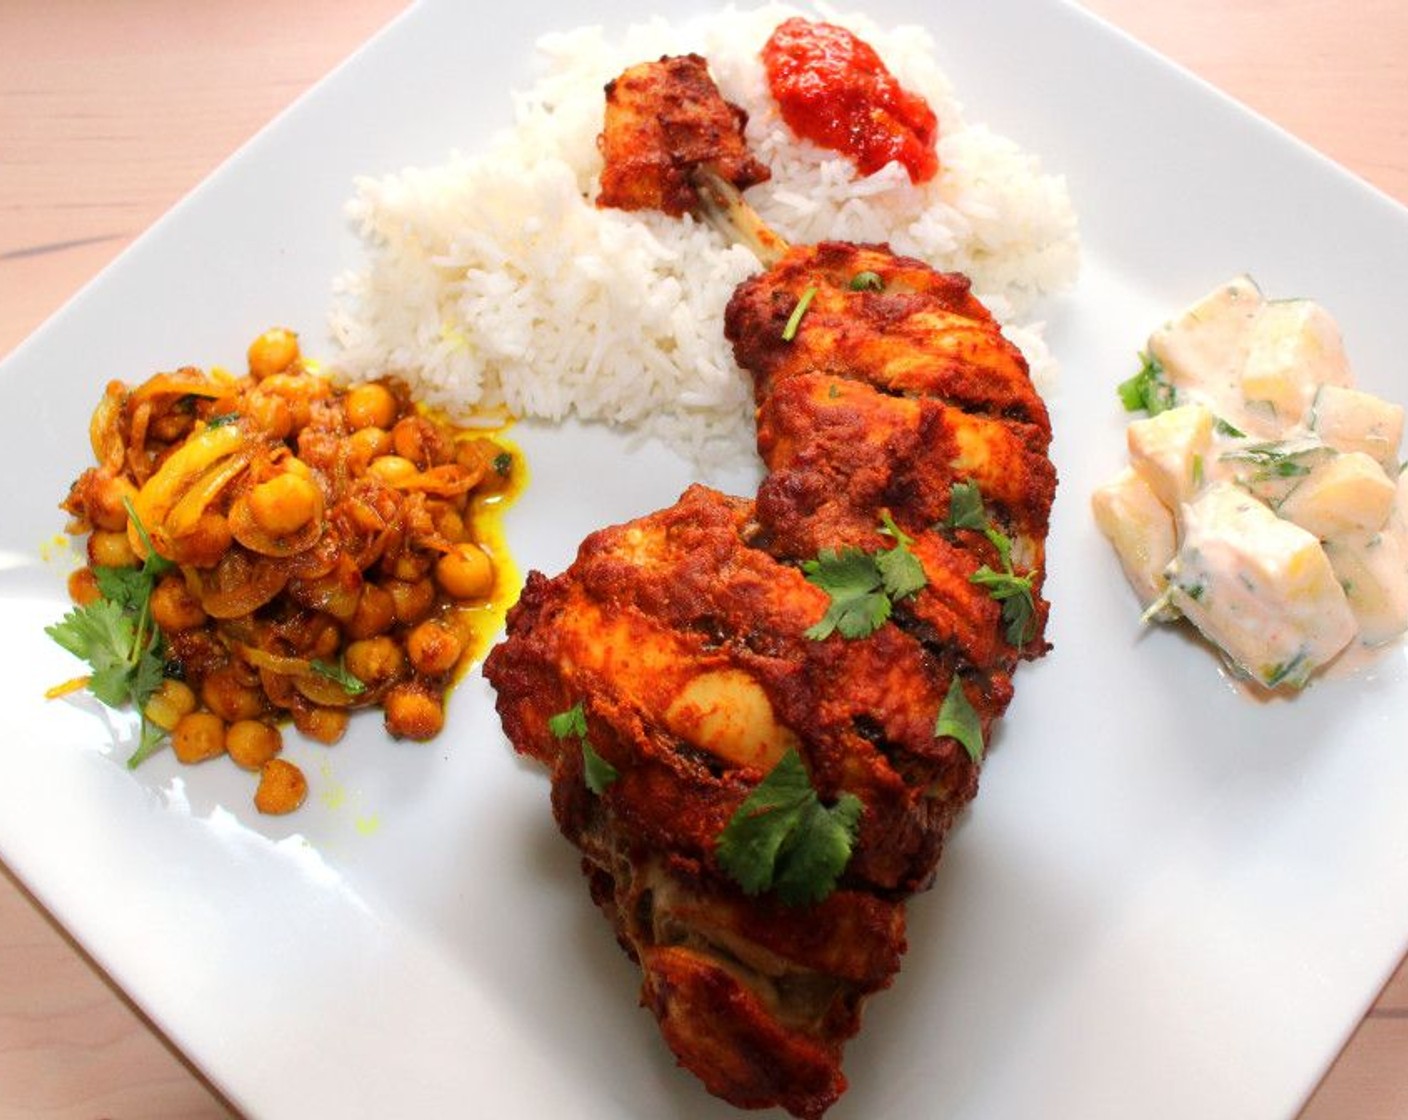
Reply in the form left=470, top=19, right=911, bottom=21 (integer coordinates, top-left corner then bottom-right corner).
left=1, top=1, right=1405, bottom=1116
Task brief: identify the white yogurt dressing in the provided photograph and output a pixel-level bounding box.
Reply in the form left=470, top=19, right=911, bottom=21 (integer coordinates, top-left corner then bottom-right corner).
left=1092, top=275, right=1408, bottom=691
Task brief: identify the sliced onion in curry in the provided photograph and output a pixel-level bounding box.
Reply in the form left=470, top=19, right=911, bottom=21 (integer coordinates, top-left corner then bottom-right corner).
left=228, top=486, right=325, bottom=557
left=188, top=547, right=290, bottom=618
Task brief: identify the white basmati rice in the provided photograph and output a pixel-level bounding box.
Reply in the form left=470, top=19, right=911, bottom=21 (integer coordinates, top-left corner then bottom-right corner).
left=329, top=4, right=1080, bottom=468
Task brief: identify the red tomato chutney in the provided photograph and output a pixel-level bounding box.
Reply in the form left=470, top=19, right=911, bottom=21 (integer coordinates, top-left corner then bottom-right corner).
left=761, top=17, right=939, bottom=184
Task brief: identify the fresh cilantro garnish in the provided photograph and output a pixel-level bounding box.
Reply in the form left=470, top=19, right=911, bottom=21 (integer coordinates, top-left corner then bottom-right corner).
left=802, top=547, right=891, bottom=639
left=1214, top=417, right=1246, bottom=438
left=1262, top=652, right=1312, bottom=690
left=46, top=501, right=175, bottom=768
left=549, top=701, right=617, bottom=793
left=874, top=512, right=927, bottom=600
left=311, top=658, right=367, bottom=696
left=781, top=285, right=818, bottom=342
left=715, top=749, right=863, bottom=907
left=548, top=701, right=588, bottom=740
left=581, top=741, right=619, bottom=795
left=1219, top=441, right=1319, bottom=481
left=970, top=556, right=1038, bottom=648
left=1117, top=352, right=1176, bottom=415
left=944, top=480, right=988, bottom=531
left=941, top=482, right=1039, bottom=648
left=492, top=451, right=513, bottom=478
left=802, top=512, right=927, bottom=640
left=934, top=676, right=984, bottom=763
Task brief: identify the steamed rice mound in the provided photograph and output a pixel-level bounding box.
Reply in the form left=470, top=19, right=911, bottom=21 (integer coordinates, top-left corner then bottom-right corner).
left=330, top=5, right=1080, bottom=467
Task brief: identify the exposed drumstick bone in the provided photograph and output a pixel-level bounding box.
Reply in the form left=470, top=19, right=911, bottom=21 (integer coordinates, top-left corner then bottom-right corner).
left=691, top=166, right=790, bottom=267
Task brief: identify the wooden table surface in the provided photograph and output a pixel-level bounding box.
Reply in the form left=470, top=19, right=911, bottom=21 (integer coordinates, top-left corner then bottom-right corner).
left=2, top=1, right=1406, bottom=1116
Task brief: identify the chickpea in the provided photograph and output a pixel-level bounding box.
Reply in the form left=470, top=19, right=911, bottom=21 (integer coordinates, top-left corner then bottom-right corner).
left=88, top=528, right=138, bottom=569
left=259, top=666, right=299, bottom=710
left=434, top=542, right=494, bottom=600
left=344, top=636, right=406, bottom=687
left=150, top=409, right=195, bottom=444
left=391, top=416, right=452, bottom=468
left=305, top=614, right=343, bottom=662
left=383, top=683, right=445, bottom=740
left=68, top=566, right=101, bottom=606
left=248, top=328, right=300, bottom=380
left=384, top=577, right=436, bottom=625
left=244, top=391, right=294, bottom=441
left=281, top=455, right=314, bottom=480
left=172, top=711, right=226, bottom=764
left=143, top=679, right=198, bottom=732
left=288, top=561, right=363, bottom=621
left=201, top=666, right=267, bottom=723
left=169, top=511, right=232, bottom=569
left=254, top=758, right=307, bottom=815
left=226, top=720, right=283, bottom=771
left=346, top=583, right=396, bottom=639
left=247, top=472, right=322, bottom=537
left=433, top=506, right=466, bottom=543
left=384, top=549, right=431, bottom=582
left=344, top=382, right=399, bottom=431
left=346, top=426, right=392, bottom=470
left=149, top=573, right=207, bottom=632
left=88, top=473, right=138, bottom=532
left=406, top=618, right=465, bottom=677
left=255, top=372, right=324, bottom=431
left=367, top=454, right=418, bottom=487
left=293, top=704, right=349, bottom=745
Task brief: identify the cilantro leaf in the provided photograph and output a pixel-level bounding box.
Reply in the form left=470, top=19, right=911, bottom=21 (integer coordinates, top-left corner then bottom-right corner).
left=548, top=701, right=588, bottom=740
left=983, top=524, right=1015, bottom=572
left=1117, top=351, right=1176, bottom=415
left=311, top=658, right=367, bottom=696
left=942, top=481, right=1041, bottom=649
left=122, top=497, right=174, bottom=577
left=970, top=564, right=1037, bottom=647
left=126, top=717, right=170, bottom=770
left=87, top=661, right=137, bottom=709
left=129, top=646, right=167, bottom=707
left=46, top=505, right=175, bottom=767
left=1219, top=441, right=1323, bottom=481
left=802, top=547, right=891, bottom=640
left=875, top=545, right=926, bottom=602
left=581, top=741, right=619, bottom=794
left=93, top=565, right=151, bottom=611
left=45, top=598, right=133, bottom=667
left=803, top=513, right=928, bottom=641
left=875, top=511, right=926, bottom=600
left=716, top=749, right=863, bottom=906
left=549, top=701, right=617, bottom=793
left=944, top=480, right=988, bottom=531
left=934, top=676, right=984, bottom=763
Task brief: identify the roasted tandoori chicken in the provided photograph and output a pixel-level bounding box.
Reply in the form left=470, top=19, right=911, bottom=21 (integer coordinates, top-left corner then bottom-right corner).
left=484, top=49, right=1056, bottom=1119
left=597, top=53, right=770, bottom=218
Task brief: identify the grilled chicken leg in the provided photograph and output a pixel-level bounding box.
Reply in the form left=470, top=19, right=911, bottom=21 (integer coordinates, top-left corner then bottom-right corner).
left=486, top=54, right=1057, bottom=1120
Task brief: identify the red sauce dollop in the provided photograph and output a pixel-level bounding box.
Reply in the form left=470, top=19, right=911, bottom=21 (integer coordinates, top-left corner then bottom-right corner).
left=761, top=17, right=939, bottom=184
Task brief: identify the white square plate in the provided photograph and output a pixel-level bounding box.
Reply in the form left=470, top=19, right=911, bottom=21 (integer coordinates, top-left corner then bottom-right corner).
left=2, top=1, right=1406, bottom=1117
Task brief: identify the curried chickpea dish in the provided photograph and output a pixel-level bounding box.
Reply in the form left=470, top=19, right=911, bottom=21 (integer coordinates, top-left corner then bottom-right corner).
left=49, top=328, right=520, bottom=814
